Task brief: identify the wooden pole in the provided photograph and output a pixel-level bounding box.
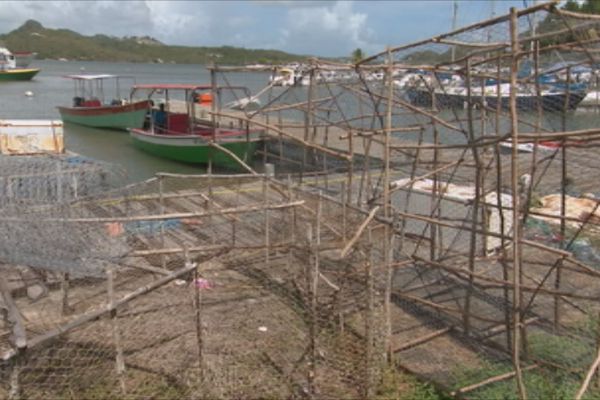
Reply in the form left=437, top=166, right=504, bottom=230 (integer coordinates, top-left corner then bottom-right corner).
left=8, top=350, right=22, bottom=400
left=159, top=175, right=167, bottom=270
left=509, top=8, right=528, bottom=399
left=384, top=47, right=394, bottom=362
left=307, top=219, right=317, bottom=398
left=263, top=176, right=270, bottom=267
left=1, top=262, right=199, bottom=362
left=575, top=340, right=600, bottom=400
left=555, top=66, right=571, bottom=332
left=340, top=206, right=380, bottom=258
left=190, top=253, right=204, bottom=380
left=0, top=276, right=26, bottom=400
left=464, top=56, right=480, bottom=336
left=596, top=312, right=600, bottom=389
left=341, top=181, right=347, bottom=242
left=107, top=268, right=126, bottom=394
left=364, top=227, right=374, bottom=398
left=61, top=273, right=71, bottom=315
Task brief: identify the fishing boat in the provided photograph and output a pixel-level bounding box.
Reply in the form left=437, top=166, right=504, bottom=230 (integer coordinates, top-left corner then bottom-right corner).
left=13, top=51, right=36, bottom=68
left=406, top=81, right=587, bottom=111
left=499, top=139, right=585, bottom=153
left=57, top=74, right=151, bottom=130
left=0, top=47, right=39, bottom=81
left=128, top=84, right=263, bottom=169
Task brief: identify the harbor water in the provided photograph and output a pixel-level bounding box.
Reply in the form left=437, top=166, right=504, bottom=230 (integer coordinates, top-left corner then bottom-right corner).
left=1, top=59, right=598, bottom=183
left=0, top=60, right=271, bottom=182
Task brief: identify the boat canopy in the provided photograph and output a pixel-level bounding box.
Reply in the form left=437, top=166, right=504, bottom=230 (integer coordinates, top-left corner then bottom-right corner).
left=63, top=74, right=129, bottom=80
left=132, top=84, right=213, bottom=91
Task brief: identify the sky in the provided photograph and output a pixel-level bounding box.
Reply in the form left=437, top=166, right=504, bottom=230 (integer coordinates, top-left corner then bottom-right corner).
left=0, top=0, right=536, bottom=57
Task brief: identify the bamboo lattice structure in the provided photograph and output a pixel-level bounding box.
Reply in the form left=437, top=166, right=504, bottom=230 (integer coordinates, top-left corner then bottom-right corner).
left=2, top=2, right=600, bottom=398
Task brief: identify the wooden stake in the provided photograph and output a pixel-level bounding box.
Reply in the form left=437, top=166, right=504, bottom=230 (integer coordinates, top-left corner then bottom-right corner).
left=340, top=206, right=380, bottom=258
left=509, top=8, right=527, bottom=398
left=263, top=177, right=270, bottom=267
left=60, top=273, right=71, bottom=315
left=107, top=268, right=126, bottom=394
left=2, top=262, right=199, bottom=362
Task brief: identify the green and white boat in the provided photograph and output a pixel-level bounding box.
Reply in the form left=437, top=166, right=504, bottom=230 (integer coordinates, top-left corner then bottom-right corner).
left=57, top=75, right=151, bottom=130
left=129, top=84, right=263, bottom=169
left=0, top=47, right=39, bottom=81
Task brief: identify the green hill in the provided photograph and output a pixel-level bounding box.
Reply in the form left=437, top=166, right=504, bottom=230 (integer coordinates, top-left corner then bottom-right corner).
left=0, top=20, right=307, bottom=65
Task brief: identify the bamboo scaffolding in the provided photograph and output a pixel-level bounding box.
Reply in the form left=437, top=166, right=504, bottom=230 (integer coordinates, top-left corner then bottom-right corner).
left=1, top=262, right=200, bottom=362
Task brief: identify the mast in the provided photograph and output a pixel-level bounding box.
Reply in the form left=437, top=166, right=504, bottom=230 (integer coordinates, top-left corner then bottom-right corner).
left=451, top=0, right=459, bottom=62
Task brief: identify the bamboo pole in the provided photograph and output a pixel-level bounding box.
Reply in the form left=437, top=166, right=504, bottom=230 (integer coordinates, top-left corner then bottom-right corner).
left=263, top=177, right=270, bottom=267
left=1, top=262, right=199, bottom=362
left=190, top=254, right=204, bottom=380
left=0, top=275, right=25, bottom=400
left=575, top=343, right=600, bottom=400
left=8, top=350, right=22, bottom=400
left=358, top=0, right=552, bottom=65
left=211, top=110, right=352, bottom=161
left=340, top=206, right=380, bottom=258
left=464, top=56, right=479, bottom=336
left=209, top=142, right=259, bottom=176
left=509, top=8, right=527, bottom=398
left=61, top=273, right=71, bottom=315
left=452, top=364, right=539, bottom=396
left=364, top=227, right=374, bottom=398
left=7, top=200, right=304, bottom=223
left=383, top=47, right=393, bottom=362
left=392, top=328, right=452, bottom=353
left=107, top=268, right=126, bottom=394
left=159, top=175, right=167, bottom=270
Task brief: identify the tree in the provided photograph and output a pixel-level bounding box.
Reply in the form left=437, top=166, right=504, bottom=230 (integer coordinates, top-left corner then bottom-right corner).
left=352, top=48, right=364, bottom=63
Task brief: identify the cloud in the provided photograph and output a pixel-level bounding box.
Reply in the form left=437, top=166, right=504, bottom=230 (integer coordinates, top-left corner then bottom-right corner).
left=0, top=0, right=526, bottom=58
left=281, top=1, right=379, bottom=56
left=0, top=1, right=154, bottom=37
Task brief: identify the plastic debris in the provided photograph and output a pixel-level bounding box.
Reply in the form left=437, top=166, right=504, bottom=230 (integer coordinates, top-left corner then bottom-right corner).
left=194, top=278, right=213, bottom=290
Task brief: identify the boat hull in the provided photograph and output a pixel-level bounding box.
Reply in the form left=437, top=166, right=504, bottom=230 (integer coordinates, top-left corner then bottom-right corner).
left=130, top=129, right=261, bottom=169
left=406, top=88, right=587, bottom=111
left=58, top=100, right=151, bottom=130
left=0, top=68, right=40, bottom=81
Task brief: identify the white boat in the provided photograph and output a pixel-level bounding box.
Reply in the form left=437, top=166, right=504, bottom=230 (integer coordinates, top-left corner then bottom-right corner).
left=0, top=47, right=40, bottom=81
left=13, top=51, right=36, bottom=68
left=270, top=67, right=299, bottom=86
left=578, top=90, right=600, bottom=108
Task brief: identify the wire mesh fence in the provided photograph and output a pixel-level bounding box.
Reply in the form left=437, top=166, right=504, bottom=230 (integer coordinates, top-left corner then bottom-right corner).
left=2, top=2, right=600, bottom=399
left=0, top=175, right=388, bottom=399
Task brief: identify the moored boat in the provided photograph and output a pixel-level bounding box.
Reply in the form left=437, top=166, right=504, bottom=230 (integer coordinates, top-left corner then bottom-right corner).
left=499, top=139, right=585, bottom=153
left=57, top=74, right=151, bottom=130
left=0, top=47, right=40, bottom=81
left=406, top=82, right=587, bottom=111
left=129, top=84, right=263, bottom=169
left=13, top=51, right=37, bottom=68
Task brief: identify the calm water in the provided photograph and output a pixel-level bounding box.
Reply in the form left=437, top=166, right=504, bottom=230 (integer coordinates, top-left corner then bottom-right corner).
left=0, top=60, right=271, bottom=182
left=2, top=60, right=598, bottom=182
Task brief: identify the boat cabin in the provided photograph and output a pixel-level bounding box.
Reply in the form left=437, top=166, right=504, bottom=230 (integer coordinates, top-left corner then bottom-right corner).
left=0, top=47, right=17, bottom=70
left=64, top=74, right=135, bottom=108
left=131, top=84, right=254, bottom=136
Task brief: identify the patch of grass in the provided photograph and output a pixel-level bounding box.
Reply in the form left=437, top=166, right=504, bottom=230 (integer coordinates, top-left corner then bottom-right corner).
left=374, top=365, right=448, bottom=400
left=449, top=347, right=600, bottom=400
left=529, top=332, right=592, bottom=366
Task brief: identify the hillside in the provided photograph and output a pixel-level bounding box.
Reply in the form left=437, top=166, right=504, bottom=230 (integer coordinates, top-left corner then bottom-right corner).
left=0, top=20, right=307, bottom=65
